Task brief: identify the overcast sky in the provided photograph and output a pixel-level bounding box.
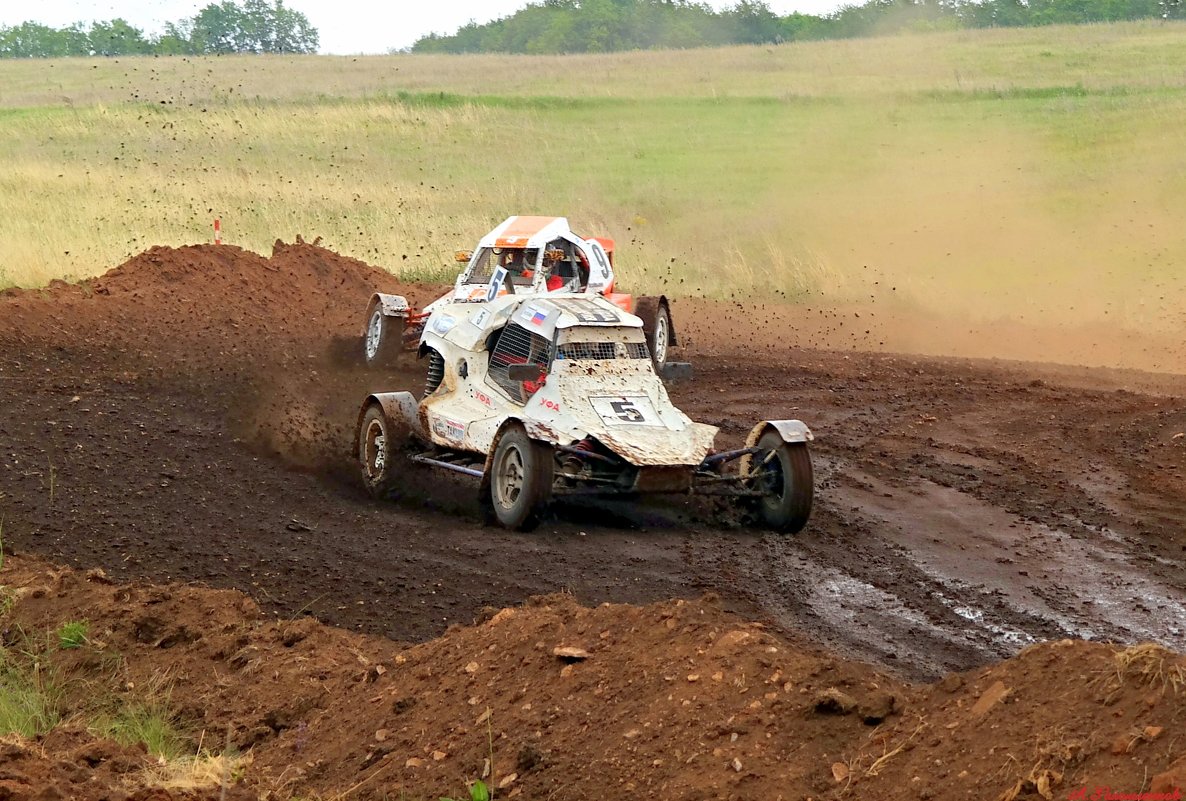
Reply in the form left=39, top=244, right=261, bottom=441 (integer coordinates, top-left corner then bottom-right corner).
left=0, top=1, right=849, bottom=53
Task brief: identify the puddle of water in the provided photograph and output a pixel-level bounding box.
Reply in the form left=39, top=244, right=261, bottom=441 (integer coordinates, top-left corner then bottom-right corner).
left=803, top=564, right=1018, bottom=668
left=835, top=470, right=1186, bottom=650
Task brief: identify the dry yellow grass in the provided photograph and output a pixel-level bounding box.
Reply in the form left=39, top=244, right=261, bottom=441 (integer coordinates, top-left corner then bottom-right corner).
left=138, top=750, right=252, bottom=791
left=1, top=21, right=1185, bottom=355
left=2, top=21, right=1185, bottom=109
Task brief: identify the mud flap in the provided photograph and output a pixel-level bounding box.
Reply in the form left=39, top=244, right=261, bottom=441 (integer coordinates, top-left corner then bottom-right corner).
left=738, top=420, right=813, bottom=477
left=355, top=392, right=422, bottom=455
left=371, top=292, right=410, bottom=319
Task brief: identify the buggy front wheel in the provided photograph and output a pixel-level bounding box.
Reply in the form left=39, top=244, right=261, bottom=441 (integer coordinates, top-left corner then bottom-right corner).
left=750, top=430, right=813, bottom=533
left=485, top=426, right=553, bottom=531
left=363, top=298, right=403, bottom=367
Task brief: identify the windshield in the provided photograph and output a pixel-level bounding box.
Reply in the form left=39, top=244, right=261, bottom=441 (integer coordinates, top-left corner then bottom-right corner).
left=464, top=247, right=539, bottom=287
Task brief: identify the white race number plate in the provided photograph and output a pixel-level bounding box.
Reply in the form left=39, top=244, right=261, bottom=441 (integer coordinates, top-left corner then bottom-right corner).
left=589, top=395, right=662, bottom=427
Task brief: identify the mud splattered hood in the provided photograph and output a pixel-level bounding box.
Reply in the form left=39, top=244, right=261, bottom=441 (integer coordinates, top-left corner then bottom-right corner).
left=550, top=359, right=717, bottom=466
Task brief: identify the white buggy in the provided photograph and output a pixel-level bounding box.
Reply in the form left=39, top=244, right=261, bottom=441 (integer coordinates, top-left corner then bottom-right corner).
left=362, top=216, right=677, bottom=371
left=355, top=282, right=814, bottom=532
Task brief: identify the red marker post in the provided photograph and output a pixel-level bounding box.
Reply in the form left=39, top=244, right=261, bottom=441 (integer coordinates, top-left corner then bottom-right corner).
left=214, top=218, right=222, bottom=245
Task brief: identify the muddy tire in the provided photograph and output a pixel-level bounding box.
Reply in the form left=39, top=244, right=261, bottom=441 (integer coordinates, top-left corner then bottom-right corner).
left=363, top=298, right=403, bottom=367
left=635, top=296, right=674, bottom=373
left=486, top=426, right=553, bottom=531
left=751, top=430, right=813, bottom=533
left=359, top=404, right=405, bottom=498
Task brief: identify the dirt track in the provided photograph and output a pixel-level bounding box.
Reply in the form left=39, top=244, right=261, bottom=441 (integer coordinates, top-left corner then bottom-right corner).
left=2, top=242, right=1184, bottom=683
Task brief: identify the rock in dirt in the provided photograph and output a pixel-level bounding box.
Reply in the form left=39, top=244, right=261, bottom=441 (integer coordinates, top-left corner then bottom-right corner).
left=814, top=688, right=857, bottom=715
left=858, top=691, right=897, bottom=724
left=938, top=673, right=964, bottom=693
left=969, top=680, right=1010, bottom=716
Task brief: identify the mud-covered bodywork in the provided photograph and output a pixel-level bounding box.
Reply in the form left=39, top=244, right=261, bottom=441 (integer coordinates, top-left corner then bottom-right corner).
left=351, top=282, right=815, bottom=531
left=357, top=234, right=814, bottom=532
left=412, top=294, right=714, bottom=469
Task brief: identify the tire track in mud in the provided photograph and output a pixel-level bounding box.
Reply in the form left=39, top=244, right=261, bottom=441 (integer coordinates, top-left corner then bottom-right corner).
left=687, top=463, right=1064, bottom=681
left=675, top=358, right=1186, bottom=680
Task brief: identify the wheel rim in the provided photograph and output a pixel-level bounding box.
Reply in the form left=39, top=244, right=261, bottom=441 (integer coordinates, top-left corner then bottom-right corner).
left=758, top=450, right=785, bottom=509
left=653, top=312, right=669, bottom=366
left=365, top=310, right=383, bottom=360
left=364, top=419, right=386, bottom=479
left=494, top=443, right=525, bottom=509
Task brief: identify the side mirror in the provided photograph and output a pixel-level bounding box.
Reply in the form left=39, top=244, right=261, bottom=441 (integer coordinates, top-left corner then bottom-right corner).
left=507, top=363, right=544, bottom=381
left=455, top=250, right=473, bottom=263
left=660, top=362, right=693, bottom=382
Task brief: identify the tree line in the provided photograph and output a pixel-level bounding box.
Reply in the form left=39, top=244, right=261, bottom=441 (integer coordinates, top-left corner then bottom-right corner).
left=411, top=0, right=1186, bottom=54
left=0, top=0, right=318, bottom=58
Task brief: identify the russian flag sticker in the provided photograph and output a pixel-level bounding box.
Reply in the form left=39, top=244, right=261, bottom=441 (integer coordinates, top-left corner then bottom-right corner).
left=531, top=310, right=547, bottom=326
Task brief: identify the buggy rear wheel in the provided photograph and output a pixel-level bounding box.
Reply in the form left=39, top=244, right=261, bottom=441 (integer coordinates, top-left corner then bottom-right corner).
left=486, top=426, right=553, bottom=531
left=751, top=430, right=813, bottom=533
left=635, top=297, right=674, bottom=372
left=363, top=298, right=403, bottom=367
left=359, top=404, right=405, bottom=498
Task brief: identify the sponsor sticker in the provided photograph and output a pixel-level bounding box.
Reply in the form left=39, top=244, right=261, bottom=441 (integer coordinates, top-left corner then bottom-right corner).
left=530, top=310, right=547, bottom=326
left=431, top=415, right=467, bottom=442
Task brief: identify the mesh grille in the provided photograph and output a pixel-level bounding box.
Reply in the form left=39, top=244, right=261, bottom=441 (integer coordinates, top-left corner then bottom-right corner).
left=556, top=341, right=650, bottom=360
left=487, top=323, right=550, bottom=403
left=466, top=248, right=536, bottom=287
left=467, top=253, right=496, bottom=284
left=557, top=341, right=617, bottom=360
left=625, top=342, right=650, bottom=359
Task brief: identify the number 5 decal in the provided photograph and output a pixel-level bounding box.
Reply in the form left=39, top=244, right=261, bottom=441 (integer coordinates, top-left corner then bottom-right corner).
left=487, top=266, right=508, bottom=302
left=590, top=396, right=661, bottom=426
left=610, top=400, right=644, bottom=422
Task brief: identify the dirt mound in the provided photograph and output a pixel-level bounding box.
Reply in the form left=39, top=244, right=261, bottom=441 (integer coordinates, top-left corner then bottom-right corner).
left=0, top=240, right=437, bottom=362
left=847, top=640, right=1186, bottom=799
left=0, top=240, right=443, bottom=475
left=3, top=556, right=1184, bottom=801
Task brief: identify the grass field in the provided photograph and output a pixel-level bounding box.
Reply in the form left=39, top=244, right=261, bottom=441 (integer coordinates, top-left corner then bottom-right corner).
left=2, top=20, right=1185, bottom=336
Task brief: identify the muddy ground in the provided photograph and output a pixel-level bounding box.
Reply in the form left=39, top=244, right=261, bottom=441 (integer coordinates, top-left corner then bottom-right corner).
left=3, top=554, right=1186, bottom=800
left=1, top=241, right=1184, bottom=692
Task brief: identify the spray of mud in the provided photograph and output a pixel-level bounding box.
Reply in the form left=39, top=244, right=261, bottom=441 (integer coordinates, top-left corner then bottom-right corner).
left=730, top=68, right=1186, bottom=374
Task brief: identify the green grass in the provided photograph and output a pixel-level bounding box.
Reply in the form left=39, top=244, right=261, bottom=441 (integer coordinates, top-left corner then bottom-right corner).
left=2, top=22, right=1185, bottom=107
left=0, top=613, right=188, bottom=758
left=92, top=701, right=189, bottom=759
left=56, top=620, right=90, bottom=650
left=1, top=20, right=1185, bottom=336
left=0, top=646, right=62, bottom=738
